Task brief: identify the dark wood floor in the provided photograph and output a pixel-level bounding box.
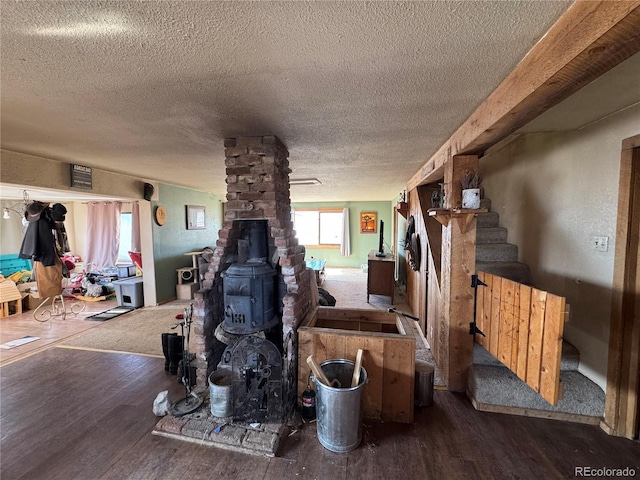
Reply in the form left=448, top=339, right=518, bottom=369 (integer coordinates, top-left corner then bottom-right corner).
left=1, top=347, right=638, bottom=480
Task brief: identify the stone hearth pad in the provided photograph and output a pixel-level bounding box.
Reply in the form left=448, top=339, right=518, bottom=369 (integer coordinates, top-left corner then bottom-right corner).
left=152, top=392, right=289, bottom=457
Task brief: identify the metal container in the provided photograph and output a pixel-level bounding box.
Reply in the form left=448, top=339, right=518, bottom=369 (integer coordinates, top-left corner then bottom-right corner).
left=414, top=360, right=435, bottom=407
left=208, top=371, right=232, bottom=417
left=313, top=359, right=367, bottom=453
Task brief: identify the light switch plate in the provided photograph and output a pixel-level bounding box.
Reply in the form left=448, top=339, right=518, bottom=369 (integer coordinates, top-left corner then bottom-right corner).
left=592, top=236, right=609, bottom=252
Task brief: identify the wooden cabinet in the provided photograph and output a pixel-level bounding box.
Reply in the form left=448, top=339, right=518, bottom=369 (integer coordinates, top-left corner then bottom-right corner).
left=367, top=251, right=395, bottom=303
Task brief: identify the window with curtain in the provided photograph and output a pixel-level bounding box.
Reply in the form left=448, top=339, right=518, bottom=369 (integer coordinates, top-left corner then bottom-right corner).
left=293, top=208, right=343, bottom=248
left=117, top=212, right=133, bottom=262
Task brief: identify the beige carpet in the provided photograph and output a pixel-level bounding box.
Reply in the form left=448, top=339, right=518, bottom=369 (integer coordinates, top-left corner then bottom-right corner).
left=321, top=267, right=403, bottom=310
left=57, top=300, right=193, bottom=356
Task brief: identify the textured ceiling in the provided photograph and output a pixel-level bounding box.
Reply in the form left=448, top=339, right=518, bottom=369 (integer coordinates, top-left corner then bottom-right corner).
left=0, top=0, right=596, bottom=202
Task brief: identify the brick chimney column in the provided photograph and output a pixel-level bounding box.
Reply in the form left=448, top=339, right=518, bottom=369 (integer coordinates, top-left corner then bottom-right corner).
left=192, top=136, right=314, bottom=407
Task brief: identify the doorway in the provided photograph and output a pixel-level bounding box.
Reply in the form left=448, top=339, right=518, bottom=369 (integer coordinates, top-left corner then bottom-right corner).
left=604, top=133, right=640, bottom=439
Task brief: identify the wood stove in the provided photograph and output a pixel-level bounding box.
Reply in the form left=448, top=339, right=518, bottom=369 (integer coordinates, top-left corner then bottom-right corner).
left=221, top=221, right=278, bottom=335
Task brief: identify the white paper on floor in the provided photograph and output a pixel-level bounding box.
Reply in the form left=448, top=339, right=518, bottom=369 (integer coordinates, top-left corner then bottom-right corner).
left=0, top=335, right=41, bottom=349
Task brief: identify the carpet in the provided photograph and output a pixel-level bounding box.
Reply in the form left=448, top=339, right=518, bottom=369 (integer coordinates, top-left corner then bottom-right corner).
left=58, top=300, right=193, bottom=356
left=85, top=306, right=135, bottom=321
left=322, top=267, right=375, bottom=310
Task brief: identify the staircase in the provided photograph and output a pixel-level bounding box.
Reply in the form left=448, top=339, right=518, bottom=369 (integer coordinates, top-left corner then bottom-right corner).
left=468, top=198, right=605, bottom=424
left=475, top=198, right=531, bottom=284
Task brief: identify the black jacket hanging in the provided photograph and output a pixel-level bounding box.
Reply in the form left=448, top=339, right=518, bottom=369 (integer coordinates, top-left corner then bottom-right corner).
left=19, top=202, right=58, bottom=266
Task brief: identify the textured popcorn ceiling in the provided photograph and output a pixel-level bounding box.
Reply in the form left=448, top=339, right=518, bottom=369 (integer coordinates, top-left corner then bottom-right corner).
left=3, top=0, right=628, bottom=202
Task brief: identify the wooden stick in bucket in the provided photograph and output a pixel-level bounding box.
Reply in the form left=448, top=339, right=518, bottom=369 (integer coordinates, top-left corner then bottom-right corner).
left=351, top=349, right=364, bottom=387
left=307, top=355, right=331, bottom=387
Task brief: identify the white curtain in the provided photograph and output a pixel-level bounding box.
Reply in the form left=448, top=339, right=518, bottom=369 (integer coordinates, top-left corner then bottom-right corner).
left=85, top=201, right=122, bottom=271
left=340, top=207, right=351, bottom=257
left=131, top=201, right=141, bottom=253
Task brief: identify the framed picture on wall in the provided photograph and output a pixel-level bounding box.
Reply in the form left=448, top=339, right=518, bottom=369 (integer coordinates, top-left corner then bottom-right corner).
left=360, top=211, right=377, bottom=234
left=186, top=205, right=206, bottom=230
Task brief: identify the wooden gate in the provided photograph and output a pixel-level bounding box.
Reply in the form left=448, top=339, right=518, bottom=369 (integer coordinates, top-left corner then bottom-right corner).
left=475, top=271, right=568, bottom=405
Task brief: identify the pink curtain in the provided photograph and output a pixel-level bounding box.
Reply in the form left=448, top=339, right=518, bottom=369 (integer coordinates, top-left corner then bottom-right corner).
left=85, top=202, right=122, bottom=271
left=131, top=201, right=141, bottom=253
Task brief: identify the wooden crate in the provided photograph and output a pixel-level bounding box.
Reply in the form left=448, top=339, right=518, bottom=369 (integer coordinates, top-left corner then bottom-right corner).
left=298, top=306, right=415, bottom=423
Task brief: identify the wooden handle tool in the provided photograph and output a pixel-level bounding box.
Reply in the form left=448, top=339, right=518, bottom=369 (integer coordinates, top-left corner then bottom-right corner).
left=307, top=355, right=331, bottom=387
left=351, top=349, right=364, bottom=387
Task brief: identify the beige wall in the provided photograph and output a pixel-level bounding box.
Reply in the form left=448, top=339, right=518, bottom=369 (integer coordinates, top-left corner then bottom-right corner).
left=481, top=103, right=640, bottom=391
left=1, top=150, right=150, bottom=200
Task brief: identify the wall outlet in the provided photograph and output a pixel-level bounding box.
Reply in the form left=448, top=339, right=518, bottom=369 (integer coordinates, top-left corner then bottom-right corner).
left=592, top=236, right=609, bottom=252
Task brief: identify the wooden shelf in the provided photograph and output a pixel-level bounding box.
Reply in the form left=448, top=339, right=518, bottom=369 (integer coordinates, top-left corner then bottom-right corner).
left=428, top=208, right=488, bottom=233
left=395, top=202, right=408, bottom=219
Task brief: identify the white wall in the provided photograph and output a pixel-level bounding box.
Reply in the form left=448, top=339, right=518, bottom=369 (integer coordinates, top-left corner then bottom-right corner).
left=481, top=104, right=640, bottom=391
left=0, top=199, right=26, bottom=254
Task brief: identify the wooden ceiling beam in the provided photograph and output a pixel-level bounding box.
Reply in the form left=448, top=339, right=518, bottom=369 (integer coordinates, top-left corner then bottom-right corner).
left=408, top=0, right=640, bottom=190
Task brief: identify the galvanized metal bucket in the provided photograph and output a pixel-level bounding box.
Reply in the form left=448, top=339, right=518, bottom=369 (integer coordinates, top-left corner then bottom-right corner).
left=313, top=359, right=367, bottom=453
left=208, top=371, right=232, bottom=417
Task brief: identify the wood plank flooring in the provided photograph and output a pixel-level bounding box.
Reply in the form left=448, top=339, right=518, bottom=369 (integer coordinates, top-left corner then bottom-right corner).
left=1, top=347, right=639, bottom=480
left=0, top=298, right=118, bottom=366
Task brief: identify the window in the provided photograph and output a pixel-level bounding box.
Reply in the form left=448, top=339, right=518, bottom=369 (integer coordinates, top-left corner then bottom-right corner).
left=293, top=208, right=343, bottom=248
left=117, top=212, right=133, bottom=262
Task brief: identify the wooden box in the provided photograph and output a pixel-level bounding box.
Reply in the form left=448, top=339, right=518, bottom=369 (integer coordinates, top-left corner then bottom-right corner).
left=298, top=306, right=415, bottom=423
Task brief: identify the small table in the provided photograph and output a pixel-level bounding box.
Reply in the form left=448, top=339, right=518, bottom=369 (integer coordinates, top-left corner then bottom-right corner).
left=306, top=258, right=326, bottom=286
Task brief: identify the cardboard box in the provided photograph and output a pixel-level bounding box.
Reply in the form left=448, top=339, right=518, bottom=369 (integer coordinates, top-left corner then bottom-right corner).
left=25, top=293, right=51, bottom=311
left=17, top=281, right=37, bottom=294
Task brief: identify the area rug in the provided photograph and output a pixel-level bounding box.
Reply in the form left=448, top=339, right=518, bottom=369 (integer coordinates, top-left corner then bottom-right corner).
left=85, top=306, right=135, bottom=321
left=57, top=301, right=192, bottom=356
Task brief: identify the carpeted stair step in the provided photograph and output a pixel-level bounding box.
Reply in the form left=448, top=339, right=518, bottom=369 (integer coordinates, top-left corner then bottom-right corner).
left=468, top=364, right=605, bottom=421
left=560, top=341, right=580, bottom=371
left=476, top=243, right=518, bottom=262
left=477, top=211, right=500, bottom=228
left=480, top=198, right=492, bottom=210
left=473, top=342, right=580, bottom=372
left=476, top=261, right=531, bottom=284
left=476, top=226, right=508, bottom=244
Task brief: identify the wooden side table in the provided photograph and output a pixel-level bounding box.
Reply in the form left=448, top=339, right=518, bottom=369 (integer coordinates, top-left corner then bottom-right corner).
left=367, top=251, right=395, bottom=303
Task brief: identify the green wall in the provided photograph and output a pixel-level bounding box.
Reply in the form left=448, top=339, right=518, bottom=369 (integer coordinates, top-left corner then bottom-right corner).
left=152, top=183, right=224, bottom=303
left=291, top=201, right=394, bottom=268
